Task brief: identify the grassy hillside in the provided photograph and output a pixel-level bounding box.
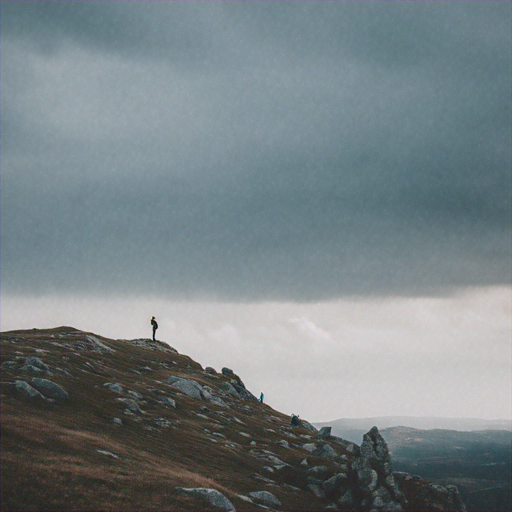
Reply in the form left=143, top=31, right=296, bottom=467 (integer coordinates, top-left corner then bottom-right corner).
left=1, top=327, right=470, bottom=511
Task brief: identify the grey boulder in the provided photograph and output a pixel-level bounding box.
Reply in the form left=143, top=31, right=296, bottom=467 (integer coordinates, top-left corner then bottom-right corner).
left=176, top=487, right=236, bottom=511
left=165, top=377, right=204, bottom=399
left=247, top=491, right=281, bottom=507
left=31, top=378, right=69, bottom=400
left=14, top=380, right=47, bottom=400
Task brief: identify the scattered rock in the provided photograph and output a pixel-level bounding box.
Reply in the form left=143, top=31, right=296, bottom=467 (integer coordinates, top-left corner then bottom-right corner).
left=150, top=417, right=174, bottom=428
left=112, top=417, right=123, bottom=426
left=24, top=357, right=50, bottom=372
left=14, top=380, right=47, bottom=400
left=85, top=335, right=114, bottom=352
left=221, top=367, right=234, bottom=376
left=116, top=398, right=143, bottom=415
left=126, top=390, right=143, bottom=400
left=97, top=449, right=119, bottom=458
left=247, top=490, right=281, bottom=507
left=135, top=365, right=153, bottom=372
left=31, top=378, right=69, bottom=401
left=205, top=367, right=217, bottom=374
left=104, top=382, right=124, bottom=394
left=202, top=386, right=229, bottom=407
left=307, top=466, right=330, bottom=477
left=338, top=489, right=355, bottom=507
left=307, top=483, right=326, bottom=499
left=322, top=473, right=348, bottom=499
left=318, top=426, right=332, bottom=439
left=315, top=443, right=338, bottom=460
left=220, top=382, right=240, bottom=398
left=176, top=487, right=236, bottom=511
left=165, top=377, right=204, bottom=399
left=156, top=396, right=177, bottom=408
left=301, top=420, right=319, bottom=433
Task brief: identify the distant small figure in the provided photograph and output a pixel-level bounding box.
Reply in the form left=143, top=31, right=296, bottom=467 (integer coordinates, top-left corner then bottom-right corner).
left=259, top=392, right=264, bottom=403
left=290, top=414, right=300, bottom=427
left=151, top=316, right=158, bottom=341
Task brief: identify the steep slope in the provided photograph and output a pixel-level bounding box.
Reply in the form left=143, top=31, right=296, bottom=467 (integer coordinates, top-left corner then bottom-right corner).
left=1, top=327, right=466, bottom=511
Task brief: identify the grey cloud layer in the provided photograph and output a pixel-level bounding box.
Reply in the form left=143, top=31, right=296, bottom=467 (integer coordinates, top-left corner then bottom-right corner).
left=1, top=1, right=510, bottom=300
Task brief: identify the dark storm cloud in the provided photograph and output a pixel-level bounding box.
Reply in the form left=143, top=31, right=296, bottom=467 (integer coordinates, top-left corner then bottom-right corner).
left=1, top=1, right=510, bottom=300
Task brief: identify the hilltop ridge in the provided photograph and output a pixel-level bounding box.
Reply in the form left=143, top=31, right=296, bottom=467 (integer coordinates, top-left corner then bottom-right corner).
left=1, top=327, right=466, bottom=511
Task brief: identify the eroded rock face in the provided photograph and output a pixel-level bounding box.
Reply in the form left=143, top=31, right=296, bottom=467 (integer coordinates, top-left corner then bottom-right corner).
left=352, top=426, right=406, bottom=511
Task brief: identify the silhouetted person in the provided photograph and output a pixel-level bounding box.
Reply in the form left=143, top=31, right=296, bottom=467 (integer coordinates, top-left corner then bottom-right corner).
left=259, top=392, right=264, bottom=403
left=290, top=414, right=300, bottom=426
left=151, top=316, right=158, bottom=341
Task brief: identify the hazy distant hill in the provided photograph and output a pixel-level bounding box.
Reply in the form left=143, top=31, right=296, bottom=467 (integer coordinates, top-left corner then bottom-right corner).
left=315, top=416, right=511, bottom=445
left=380, top=426, right=511, bottom=512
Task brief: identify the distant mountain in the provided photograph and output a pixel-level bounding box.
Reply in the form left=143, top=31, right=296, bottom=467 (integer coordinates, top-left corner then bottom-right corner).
left=315, top=416, right=511, bottom=444
left=380, top=426, right=511, bottom=512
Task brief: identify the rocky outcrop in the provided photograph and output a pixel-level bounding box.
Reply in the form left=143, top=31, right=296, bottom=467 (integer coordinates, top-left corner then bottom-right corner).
left=352, top=426, right=406, bottom=511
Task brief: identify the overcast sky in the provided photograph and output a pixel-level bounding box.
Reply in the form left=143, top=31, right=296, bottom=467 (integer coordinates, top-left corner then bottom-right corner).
left=1, top=1, right=510, bottom=422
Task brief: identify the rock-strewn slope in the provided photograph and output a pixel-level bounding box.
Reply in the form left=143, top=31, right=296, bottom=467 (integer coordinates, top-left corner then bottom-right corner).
left=1, top=327, right=465, bottom=511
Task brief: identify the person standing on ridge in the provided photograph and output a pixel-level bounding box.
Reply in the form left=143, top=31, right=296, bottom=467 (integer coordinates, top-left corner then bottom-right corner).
left=151, top=316, right=158, bottom=341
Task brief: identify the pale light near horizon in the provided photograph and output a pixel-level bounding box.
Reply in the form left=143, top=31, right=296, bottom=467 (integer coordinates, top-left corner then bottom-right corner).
left=2, top=286, right=510, bottom=423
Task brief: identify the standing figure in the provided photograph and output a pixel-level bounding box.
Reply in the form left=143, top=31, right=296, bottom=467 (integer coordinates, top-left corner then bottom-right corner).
left=259, top=392, right=264, bottom=403
left=151, top=316, right=158, bottom=341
